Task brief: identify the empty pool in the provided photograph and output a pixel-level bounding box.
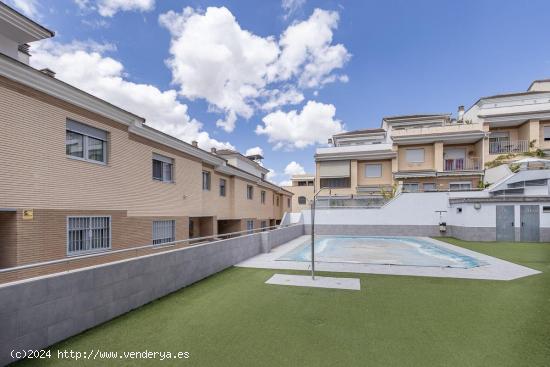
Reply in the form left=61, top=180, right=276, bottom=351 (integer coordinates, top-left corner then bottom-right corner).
left=277, top=236, right=487, bottom=269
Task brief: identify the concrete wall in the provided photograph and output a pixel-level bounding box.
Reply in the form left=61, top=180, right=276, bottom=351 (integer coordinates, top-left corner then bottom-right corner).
left=0, top=224, right=304, bottom=366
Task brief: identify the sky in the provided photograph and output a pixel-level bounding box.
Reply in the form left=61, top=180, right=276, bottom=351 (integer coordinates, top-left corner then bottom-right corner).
left=5, top=0, right=550, bottom=185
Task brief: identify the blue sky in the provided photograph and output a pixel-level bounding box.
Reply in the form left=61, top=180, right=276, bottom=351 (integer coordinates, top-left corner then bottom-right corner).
left=6, top=0, right=550, bottom=184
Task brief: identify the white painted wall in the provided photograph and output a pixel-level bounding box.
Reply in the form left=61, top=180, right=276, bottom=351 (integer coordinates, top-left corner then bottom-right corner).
left=0, top=32, right=18, bottom=59
left=301, top=191, right=550, bottom=229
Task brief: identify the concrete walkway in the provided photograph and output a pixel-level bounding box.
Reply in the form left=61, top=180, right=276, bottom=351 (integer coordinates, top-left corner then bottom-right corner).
left=266, top=274, right=361, bottom=290
left=237, top=235, right=541, bottom=281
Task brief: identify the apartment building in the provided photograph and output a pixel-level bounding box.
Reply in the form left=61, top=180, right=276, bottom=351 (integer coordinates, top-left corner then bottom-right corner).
left=283, top=174, right=315, bottom=212
left=316, top=80, right=550, bottom=197
left=0, top=3, right=291, bottom=269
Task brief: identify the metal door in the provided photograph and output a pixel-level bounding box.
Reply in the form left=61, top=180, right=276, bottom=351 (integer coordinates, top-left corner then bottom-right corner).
left=520, top=205, right=540, bottom=242
left=496, top=205, right=515, bottom=242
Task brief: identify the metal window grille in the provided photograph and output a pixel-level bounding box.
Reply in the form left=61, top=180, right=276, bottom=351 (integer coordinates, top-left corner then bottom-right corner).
left=153, top=220, right=175, bottom=245
left=67, top=217, right=111, bottom=254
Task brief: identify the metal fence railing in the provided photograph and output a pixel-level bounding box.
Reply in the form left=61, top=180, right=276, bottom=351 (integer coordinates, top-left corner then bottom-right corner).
left=0, top=223, right=298, bottom=283
left=489, top=140, right=529, bottom=154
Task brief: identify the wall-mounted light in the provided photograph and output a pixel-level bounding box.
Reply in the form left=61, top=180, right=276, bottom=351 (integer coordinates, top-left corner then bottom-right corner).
left=474, top=203, right=481, bottom=210
left=456, top=207, right=462, bottom=213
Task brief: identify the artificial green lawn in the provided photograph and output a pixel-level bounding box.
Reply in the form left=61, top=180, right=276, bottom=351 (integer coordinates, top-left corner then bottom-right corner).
left=18, top=239, right=550, bottom=367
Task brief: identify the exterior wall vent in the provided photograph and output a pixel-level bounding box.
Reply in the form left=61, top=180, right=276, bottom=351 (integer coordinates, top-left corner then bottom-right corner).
left=39, top=68, right=56, bottom=78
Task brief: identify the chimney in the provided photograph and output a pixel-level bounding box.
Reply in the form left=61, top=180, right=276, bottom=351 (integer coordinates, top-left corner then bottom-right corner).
left=40, top=68, right=56, bottom=78
left=211, top=147, right=217, bottom=154
left=191, top=140, right=198, bottom=147
left=458, top=105, right=465, bottom=121
left=39, top=68, right=56, bottom=78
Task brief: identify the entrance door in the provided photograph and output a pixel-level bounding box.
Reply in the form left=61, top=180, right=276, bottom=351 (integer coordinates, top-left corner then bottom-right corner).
left=496, top=205, right=515, bottom=242
left=520, top=205, right=540, bottom=242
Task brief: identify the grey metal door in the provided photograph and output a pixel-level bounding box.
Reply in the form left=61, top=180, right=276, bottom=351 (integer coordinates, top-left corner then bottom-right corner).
left=496, top=205, right=515, bottom=242
left=520, top=205, right=540, bottom=242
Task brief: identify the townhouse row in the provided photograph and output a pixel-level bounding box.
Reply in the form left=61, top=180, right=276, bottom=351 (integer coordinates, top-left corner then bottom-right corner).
left=0, top=3, right=291, bottom=269
left=311, top=80, right=550, bottom=200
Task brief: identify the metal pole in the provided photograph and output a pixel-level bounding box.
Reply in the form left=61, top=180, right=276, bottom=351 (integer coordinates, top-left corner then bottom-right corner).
left=310, top=198, right=315, bottom=280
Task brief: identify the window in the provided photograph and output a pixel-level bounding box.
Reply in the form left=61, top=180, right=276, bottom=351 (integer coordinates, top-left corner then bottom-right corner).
left=261, top=220, right=267, bottom=231
left=261, top=190, right=266, bottom=204
left=298, top=196, right=307, bottom=205
left=246, top=220, right=254, bottom=234
left=66, top=120, right=107, bottom=164
left=423, top=183, right=436, bottom=191
left=67, top=216, right=111, bottom=255
left=403, top=183, right=420, bottom=192
left=261, top=173, right=266, bottom=180
left=405, top=148, right=424, bottom=163
left=287, top=198, right=291, bottom=207
left=365, top=164, right=382, bottom=178
left=526, top=179, right=548, bottom=186
left=152, top=220, right=175, bottom=245
left=449, top=182, right=472, bottom=191
left=320, top=177, right=351, bottom=188
left=247, top=185, right=254, bottom=200
left=543, top=206, right=550, bottom=213
left=152, top=153, right=173, bottom=182
left=202, top=171, right=211, bottom=191
left=276, top=196, right=280, bottom=206
left=219, top=179, right=226, bottom=197
left=543, top=126, right=550, bottom=141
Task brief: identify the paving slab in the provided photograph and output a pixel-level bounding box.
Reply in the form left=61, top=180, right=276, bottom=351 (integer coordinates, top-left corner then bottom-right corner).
left=266, top=274, right=360, bottom=290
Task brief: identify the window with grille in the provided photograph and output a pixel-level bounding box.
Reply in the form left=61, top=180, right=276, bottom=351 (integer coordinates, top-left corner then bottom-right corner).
left=449, top=182, right=472, bottom=191
left=246, top=220, right=254, bottom=234
left=152, top=220, right=175, bottom=245
left=67, top=217, right=111, bottom=255
left=66, top=120, right=107, bottom=164
left=152, top=153, right=173, bottom=182
left=298, top=196, right=307, bottom=204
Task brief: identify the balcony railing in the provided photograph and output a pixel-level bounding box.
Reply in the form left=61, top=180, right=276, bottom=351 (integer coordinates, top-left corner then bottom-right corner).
left=391, top=122, right=482, bottom=137
left=443, top=157, right=481, bottom=171
left=489, top=140, right=529, bottom=155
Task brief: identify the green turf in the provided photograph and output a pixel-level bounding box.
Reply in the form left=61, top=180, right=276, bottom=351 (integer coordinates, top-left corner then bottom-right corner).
left=17, top=239, right=550, bottom=367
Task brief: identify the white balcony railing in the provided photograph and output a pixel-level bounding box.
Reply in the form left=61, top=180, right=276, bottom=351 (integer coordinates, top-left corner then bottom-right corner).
left=391, top=122, right=482, bottom=137
left=443, top=158, right=481, bottom=171
left=489, top=140, right=529, bottom=155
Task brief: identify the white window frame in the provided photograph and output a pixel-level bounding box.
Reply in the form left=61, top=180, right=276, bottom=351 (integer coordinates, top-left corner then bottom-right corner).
left=67, top=216, right=111, bottom=256
left=449, top=181, right=472, bottom=191
left=66, top=124, right=107, bottom=165
left=152, top=220, right=175, bottom=246
left=152, top=153, right=174, bottom=183
left=406, top=148, right=425, bottom=163
left=365, top=164, right=382, bottom=178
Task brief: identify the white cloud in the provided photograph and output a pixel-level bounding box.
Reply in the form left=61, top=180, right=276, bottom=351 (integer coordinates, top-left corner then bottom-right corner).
left=271, top=8, right=351, bottom=88
left=279, top=180, right=292, bottom=187
left=245, top=146, right=264, bottom=157
left=256, top=100, right=344, bottom=149
left=284, top=161, right=306, bottom=175
left=74, top=0, right=155, bottom=17
left=266, top=168, right=277, bottom=182
left=6, top=0, right=40, bottom=18
left=31, top=40, right=234, bottom=151
left=159, top=6, right=350, bottom=133
left=281, top=0, right=306, bottom=19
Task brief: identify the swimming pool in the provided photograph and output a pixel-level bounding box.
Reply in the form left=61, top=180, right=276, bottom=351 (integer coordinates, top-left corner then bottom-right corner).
left=277, top=236, right=487, bottom=269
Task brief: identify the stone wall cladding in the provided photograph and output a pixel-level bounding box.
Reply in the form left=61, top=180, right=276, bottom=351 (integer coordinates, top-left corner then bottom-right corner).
left=0, top=224, right=304, bottom=366
left=447, top=226, right=497, bottom=242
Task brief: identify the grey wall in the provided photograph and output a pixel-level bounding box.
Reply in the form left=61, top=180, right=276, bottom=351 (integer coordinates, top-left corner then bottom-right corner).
left=305, top=224, right=442, bottom=237
left=447, top=226, right=497, bottom=242
left=0, top=225, right=304, bottom=366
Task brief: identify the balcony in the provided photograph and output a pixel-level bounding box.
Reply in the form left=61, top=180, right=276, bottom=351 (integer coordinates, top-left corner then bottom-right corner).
left=489, top=140, right=529, bottom=155
left=391, top=122, right=483, bottom=137
left=443, top=158, right=481, bottom=171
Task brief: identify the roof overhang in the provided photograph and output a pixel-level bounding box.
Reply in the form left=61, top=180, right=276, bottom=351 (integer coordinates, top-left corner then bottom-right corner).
left=391, top=131, right=486, bottom=145
left=479, top=110, right=550, bottom=127
left=0, top=3, right=54, bottom=43
left=315, top=150, right=396, bottom=162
